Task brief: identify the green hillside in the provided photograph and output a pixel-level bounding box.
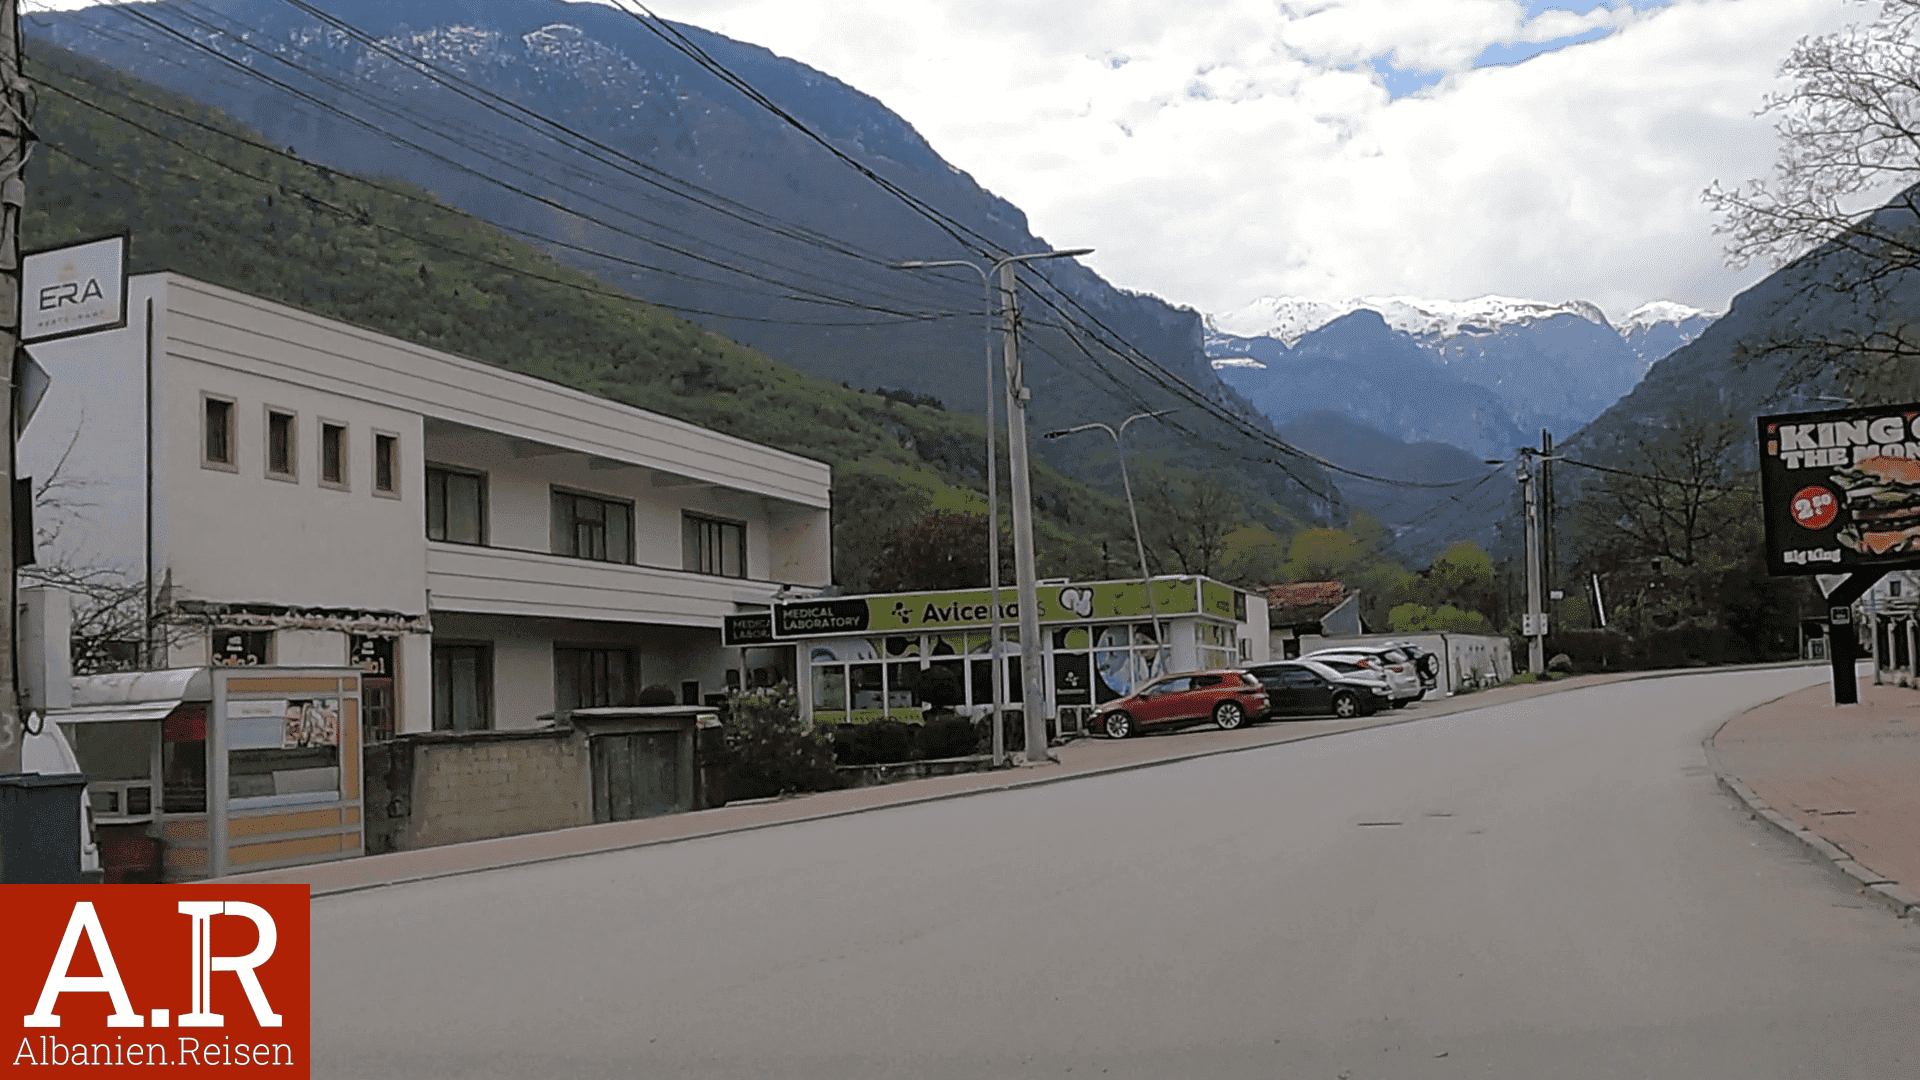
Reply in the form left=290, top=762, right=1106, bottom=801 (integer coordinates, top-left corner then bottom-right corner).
left=21, top=41, right=1142, bottom=587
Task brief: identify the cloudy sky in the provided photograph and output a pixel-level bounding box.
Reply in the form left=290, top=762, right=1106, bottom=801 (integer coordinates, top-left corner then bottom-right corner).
left=614, top=0, right=1870, bottom=325
left=24, top=0, right=1878, bottom=323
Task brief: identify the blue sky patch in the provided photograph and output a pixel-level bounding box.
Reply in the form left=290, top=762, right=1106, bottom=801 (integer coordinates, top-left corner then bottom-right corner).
left=1370, top=56, right=1446, bottom=99
left=1474, top=24, right=1615, bottom=68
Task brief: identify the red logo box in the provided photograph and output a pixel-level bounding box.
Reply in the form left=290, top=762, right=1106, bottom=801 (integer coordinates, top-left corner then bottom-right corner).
left=2, top=886, right=309, bottom=1076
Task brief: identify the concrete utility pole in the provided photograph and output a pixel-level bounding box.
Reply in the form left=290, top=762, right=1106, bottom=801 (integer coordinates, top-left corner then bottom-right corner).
left=1520, top=449, right=1545, bottom=676
left=0, top=0, right=27, bottom=776
left=996, top=248, right=1091, bottom=762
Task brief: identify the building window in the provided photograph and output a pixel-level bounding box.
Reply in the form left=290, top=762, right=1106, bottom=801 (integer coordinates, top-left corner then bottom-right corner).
left=552, top=489, right=632, bottom=563
left=202, top=395, right=236, bottom=470
left=683, top=514, right=745, bottom=578
left=426, top=466, right=486, bottom=545
left=432, top=644, right=492, bottom=732
left=320, top=421, right=348, bottom=489
left=373, top=433, right=399, bottom=497
left=266, top=408, right=297, bottom=481
left=555, top=647, right=635, bottom=714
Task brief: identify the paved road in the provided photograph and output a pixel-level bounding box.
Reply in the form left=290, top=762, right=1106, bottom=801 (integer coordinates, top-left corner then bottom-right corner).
left=312, top=667, right=1918, bottom=1079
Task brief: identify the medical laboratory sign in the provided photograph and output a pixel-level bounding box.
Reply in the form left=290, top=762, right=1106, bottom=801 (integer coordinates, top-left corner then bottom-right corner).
left=1759, top=404, right=1920, bottom=575
left=2, top=886, right=309, bottom=1075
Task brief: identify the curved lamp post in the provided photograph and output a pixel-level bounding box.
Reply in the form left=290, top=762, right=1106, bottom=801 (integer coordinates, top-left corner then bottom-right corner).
left=1044, top=409, right=1176, bottom=679
left=893, top=247, right=1093, bottom=764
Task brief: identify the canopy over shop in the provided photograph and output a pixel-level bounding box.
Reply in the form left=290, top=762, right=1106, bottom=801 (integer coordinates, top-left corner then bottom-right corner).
left=726, top=576, right=1268, bottom=727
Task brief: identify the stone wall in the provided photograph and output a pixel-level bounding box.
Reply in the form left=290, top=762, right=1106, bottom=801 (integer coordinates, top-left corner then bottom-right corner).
left=364, top=728, right=589, bottom=852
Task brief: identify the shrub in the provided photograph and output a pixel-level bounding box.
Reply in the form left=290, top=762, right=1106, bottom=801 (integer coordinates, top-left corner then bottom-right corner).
left=717, top=682, right=840, bottom=800
left=1547, top=653, right=1574, bottom=674
left=919, top=714, right=981, bottom=759
left=636, top=683, right=679, bottom=706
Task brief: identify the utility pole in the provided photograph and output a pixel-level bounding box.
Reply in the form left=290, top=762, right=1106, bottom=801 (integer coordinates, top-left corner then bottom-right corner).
left=1541, top=429, right=1555, bottom=610
left=999, top=261, right=1051, bottom=762
left=0, top=0, right=27, bottom=777
left=1520, top=448, right=1545, bottom=676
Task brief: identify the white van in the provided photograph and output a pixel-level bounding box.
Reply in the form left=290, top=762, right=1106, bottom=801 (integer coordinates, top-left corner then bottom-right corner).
left=21, top=716, right=103, bottom=880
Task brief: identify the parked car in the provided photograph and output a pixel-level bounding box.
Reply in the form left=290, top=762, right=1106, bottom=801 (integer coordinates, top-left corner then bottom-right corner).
left=1302, top=645, right=1426, bottom=707
left=1246, top=660, right=1393, bottom=719
left=1382, top=640, right=1442, bottom=694
left=1092, top=669, right=1270, bottom=738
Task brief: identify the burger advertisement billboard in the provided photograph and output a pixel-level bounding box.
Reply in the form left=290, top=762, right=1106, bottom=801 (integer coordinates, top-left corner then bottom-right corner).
left=1759, top=403, right=1920, bottom=575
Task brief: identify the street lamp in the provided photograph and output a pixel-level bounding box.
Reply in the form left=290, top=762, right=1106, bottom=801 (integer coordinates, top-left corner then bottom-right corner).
left=1044, top=409, right=1175, bottom=666
left=894, top=247, right=1093, bottom=765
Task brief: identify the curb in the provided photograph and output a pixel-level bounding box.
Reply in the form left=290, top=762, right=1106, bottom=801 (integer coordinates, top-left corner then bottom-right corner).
left=280, top=660, right=1830, bottom=898
left=1704, top=699, right=1918, bottom=922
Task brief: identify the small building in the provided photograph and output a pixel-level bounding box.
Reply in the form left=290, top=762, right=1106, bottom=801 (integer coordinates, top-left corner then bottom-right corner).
left=20, top=273, right=832, bottom=745
left=728, top=576, right=1269, bottom=734
left=1262, top=581, right=1363, bottom=659
left=47, top=665, right=365, bottom=881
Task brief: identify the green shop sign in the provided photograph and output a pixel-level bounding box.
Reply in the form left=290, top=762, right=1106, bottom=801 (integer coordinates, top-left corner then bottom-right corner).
left=767, top=577, right=1227, bottom=639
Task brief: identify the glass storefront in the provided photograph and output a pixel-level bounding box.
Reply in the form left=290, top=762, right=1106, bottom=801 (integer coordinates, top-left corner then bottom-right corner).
left=811, top=629, right=1022, bottom=723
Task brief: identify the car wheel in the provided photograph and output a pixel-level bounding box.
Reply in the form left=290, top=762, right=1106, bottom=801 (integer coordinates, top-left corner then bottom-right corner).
left=1331, top=692, right=1360, bottom=719
left=1212, top=701, right=1246, bottom=731
left=1103, top=711, right=1135, bottom=739
left=1390, top=698, right=1411, bottom=709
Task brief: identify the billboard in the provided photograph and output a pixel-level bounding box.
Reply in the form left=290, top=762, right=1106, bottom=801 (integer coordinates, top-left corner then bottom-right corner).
left=1758, top=403, right=1920, bottom=575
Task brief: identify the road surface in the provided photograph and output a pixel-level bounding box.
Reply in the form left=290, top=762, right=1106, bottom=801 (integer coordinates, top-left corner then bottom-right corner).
left=312, top=667, right=1919, bottom=1078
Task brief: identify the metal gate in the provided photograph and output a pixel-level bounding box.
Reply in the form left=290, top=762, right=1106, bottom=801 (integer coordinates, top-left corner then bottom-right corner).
left=590, top=731, right=683, bottom=823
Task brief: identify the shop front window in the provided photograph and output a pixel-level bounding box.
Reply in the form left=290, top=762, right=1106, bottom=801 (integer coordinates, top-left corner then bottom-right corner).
left=227, top=698, right=342, bottom=807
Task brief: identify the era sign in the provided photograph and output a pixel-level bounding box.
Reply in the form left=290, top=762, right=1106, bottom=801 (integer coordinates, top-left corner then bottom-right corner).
left=2, top=886, right=309, bottom=1075
left=21, top=234, right=128, bottom=344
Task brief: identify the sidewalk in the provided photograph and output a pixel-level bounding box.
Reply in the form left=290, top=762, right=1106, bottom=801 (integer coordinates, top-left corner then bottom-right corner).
left=217, top=663, right=1812, bottom=897
left=1709, top=677, right=1920, bottom=920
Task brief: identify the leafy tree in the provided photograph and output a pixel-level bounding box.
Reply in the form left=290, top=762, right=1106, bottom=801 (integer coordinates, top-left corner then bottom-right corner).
left=1388, top=603, right=1491, bottom=635
left=1400, top=541, right=1503, bottom=626
left=864, top=510, right=1009, bottom=592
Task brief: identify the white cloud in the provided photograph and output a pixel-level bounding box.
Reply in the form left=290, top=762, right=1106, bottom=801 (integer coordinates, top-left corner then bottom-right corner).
left=25, top=0, right=1864, bottom=322
left=620, top=0, right=1857, bottom=322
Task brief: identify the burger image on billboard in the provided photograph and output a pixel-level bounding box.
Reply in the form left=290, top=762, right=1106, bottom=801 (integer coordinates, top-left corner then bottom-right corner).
left=1832, top=455, right=1920, bottom=555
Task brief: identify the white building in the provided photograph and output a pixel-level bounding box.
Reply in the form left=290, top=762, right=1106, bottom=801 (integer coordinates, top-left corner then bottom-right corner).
left=20, top=273, right=832, bottom=738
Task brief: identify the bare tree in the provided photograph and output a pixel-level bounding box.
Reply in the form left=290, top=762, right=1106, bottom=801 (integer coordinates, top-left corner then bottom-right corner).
left=1703, top=0, right=1920, bottom=397
left=1138, top=467, right=1239, bottom=577
left=20, top=416, right=179, bottom=674
left=1572, top=418, right=1757, bottom=634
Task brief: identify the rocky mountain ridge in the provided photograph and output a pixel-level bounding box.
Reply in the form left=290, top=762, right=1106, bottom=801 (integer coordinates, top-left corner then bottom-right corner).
left=1206, top=293, right=1718, bottom=458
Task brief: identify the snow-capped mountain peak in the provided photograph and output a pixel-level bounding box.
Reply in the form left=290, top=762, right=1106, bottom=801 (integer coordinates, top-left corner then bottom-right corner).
left=1620, top=300, right=1718, bottom=332
left=1210, top=294, right=1612, bottom=346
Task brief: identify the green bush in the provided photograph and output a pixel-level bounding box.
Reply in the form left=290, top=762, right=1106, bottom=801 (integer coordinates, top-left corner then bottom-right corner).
left=636, top=684, right=679, bottom=706
left=718, top=682, right=841, bottom=800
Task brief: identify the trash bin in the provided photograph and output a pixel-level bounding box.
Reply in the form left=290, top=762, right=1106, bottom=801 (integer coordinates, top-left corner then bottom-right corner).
left=0, top=772, right=87, bottom=883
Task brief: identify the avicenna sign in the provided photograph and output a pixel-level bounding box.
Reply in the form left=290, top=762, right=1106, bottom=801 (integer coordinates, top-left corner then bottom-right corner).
left=1759, top=403, right=1920, bottom=574
left=21, top=234, right=127, bottom=343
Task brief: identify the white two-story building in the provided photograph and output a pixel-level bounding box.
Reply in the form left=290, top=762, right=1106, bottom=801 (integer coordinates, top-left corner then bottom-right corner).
left=21, top=273, right=831, bottom=738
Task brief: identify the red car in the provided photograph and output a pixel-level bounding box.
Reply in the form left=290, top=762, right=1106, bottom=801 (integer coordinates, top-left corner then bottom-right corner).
left=1091, top=669, right=1270, bottom=739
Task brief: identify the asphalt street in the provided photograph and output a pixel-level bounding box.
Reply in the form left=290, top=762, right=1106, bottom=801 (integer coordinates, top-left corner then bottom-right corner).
left=311, top=666, right=1919, bottom=1079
